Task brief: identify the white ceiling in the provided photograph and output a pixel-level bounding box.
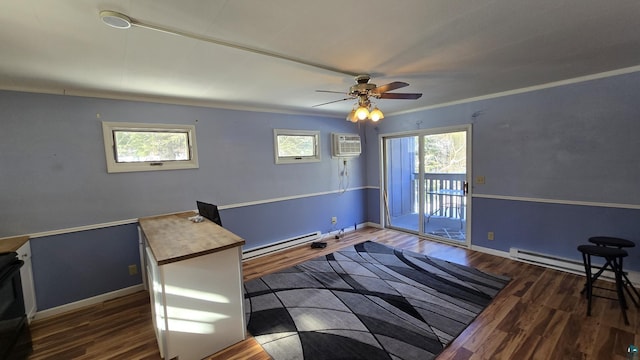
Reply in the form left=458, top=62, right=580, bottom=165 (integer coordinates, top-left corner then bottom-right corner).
left=2, top=0, right=640, bottom=118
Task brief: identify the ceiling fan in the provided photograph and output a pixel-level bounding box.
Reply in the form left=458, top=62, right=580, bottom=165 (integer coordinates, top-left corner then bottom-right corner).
left=313, top=75, right=422, bottom=122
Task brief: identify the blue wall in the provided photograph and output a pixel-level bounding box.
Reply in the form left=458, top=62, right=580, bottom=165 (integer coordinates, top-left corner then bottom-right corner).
left=29, top=224, right=142, bottom=310
left=0, top=90, right=367, bottom=309
left=365, top=71, right=640, bottom=270
left=3, top=70, right=640, bottom=311
left=223, top=190, right=366, bottom=252
left=0, top=91, right=366, bottom=235
left=472, top=198, right=640, bottom=258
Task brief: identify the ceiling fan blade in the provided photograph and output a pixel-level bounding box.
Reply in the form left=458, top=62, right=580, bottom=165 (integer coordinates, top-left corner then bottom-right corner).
left=316, top=90, right=347, bottom=94
left=374, top=81, right=409, bottom=94
left=312, top=98, right=353, bottom=107
left=378, top=92, right=423, bottom=100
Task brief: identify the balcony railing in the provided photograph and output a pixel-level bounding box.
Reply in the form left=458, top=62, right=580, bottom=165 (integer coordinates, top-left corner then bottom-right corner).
left=413, top=173, right=466, bottom=219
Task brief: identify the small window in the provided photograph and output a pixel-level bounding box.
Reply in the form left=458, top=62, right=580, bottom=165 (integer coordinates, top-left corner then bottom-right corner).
left=274, top=129, right=320, bottom=164
left=102, top=121, right=198, bottom=173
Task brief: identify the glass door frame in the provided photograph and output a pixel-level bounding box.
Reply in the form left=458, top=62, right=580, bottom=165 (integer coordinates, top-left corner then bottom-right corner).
left=380, top=124, right=472, bottom=248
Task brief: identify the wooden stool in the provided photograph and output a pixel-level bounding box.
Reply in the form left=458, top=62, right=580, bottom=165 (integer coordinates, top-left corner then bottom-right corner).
left=589, top=236, right=639, bottom=306
left=577, top=244, right=629, bottom=325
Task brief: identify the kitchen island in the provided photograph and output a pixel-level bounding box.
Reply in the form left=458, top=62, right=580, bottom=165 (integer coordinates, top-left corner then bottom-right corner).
left=139, top=212, right=246, bottom=360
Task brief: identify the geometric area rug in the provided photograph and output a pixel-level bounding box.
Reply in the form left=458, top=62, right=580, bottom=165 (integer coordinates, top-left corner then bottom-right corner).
left=244, top=241, right=510, bottom=360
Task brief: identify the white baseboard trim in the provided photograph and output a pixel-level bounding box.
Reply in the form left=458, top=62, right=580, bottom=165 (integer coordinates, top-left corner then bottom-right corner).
left=243, top=231, right=321, bottom=260
left=471, top=244, right=640, bottom=286
left=470, top=244, right=511, bottom=258
left=242, top=222, right=373, bottom=260
left=364, top=222, right=383, bottom=229
left=324, top=222, right=372, bottom=239
left=34, top=284, right=145, bottom=320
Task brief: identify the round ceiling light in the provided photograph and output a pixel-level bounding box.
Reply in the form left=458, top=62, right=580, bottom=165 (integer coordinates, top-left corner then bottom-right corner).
left=99, top=10, right=132, bottom=29
left=355, top=106, right=369, bottom=120
left=369, top=107, right=384, bottom=122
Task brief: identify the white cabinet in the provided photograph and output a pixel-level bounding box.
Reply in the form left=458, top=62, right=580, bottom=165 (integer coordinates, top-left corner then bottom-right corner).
left=16, top=241, right=37, bottom=322
left=145, top=244, right=167, bottom=358
left=139, top=213, right=246, bottom=360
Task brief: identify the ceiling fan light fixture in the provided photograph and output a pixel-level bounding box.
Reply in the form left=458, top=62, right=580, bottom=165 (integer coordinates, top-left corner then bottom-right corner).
left=99, top=10, right=132, bottom=29
left=317, top=75, right=418, bottom=122
left=369, top=107, right=384, bottom=122
left=346, top=109, right=358, bottom=122
left=355, top=106, right=369, bottom=120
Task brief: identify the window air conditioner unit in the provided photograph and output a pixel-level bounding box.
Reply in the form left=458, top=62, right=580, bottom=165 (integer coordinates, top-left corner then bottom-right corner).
left=332, top=133, right=361, bottom=157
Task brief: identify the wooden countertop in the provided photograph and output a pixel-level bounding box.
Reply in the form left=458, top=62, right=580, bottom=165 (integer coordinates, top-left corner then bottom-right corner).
left=0, top=235, right=29, bottom=253
left=139, top=212, right=245, bottom=265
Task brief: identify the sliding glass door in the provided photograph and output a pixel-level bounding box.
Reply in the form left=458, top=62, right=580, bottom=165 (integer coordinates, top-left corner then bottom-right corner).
left=383, top=127, right=470, bottom=245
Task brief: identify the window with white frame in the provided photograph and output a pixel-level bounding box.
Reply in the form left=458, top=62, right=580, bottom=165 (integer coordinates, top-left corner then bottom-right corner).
left=102, top=121, right=199, bottom=173
left=273, top=129, right=320, bottom=164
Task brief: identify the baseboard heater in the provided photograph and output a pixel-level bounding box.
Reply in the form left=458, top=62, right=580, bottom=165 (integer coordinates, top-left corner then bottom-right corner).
left=509, top=248, right=617, bottom=281
left=242, top=231, right=321, bottom=260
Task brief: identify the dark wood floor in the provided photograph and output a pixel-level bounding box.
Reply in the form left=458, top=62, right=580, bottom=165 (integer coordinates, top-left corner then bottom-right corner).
left=27, top=227, right=639, bottom=359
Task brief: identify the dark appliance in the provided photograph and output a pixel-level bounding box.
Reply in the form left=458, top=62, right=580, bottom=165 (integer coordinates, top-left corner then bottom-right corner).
left=0, top=252, right=32, bottom=360
left=196, top=201, right=223, bottom=227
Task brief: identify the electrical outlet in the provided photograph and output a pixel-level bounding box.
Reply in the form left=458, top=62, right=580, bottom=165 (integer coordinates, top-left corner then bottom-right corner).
left=331, top=216, right=337, bottom=225
left=476, top=176, right=486, bottom=184
left=487, top=232, right=495, bottom=241
left=128, top=264, right=138, bottom=275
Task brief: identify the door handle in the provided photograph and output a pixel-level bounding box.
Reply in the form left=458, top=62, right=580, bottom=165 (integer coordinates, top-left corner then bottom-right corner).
left=463, top=181, right=468, bottom=195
